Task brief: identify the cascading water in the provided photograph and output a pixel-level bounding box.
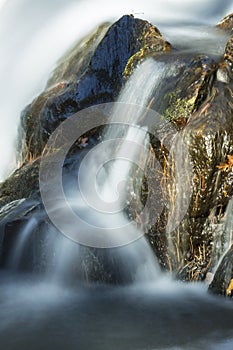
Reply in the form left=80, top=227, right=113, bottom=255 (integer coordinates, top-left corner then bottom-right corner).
left=1, top=1, right=233, bottom=350
left=41, top=58, right=173, bottom=284
left=212, top=198, right=233, bottom=272
left=5, top=58, right=175, bottom=284
left=6, top=216, right=38, bottom=270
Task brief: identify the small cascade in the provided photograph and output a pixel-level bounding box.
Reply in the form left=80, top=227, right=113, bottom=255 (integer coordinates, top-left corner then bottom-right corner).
left=48, top=231, right=80, bottom=285
left=223, top=199, right=233, bottom=249
left=7, top=217, right=38, bottom=270
left=166, top=131, right=193, bottom=236
left=212, top=198, right=233, bottom=271
left=165, top=130, right=194, bottom=267
left=41, top=58, right=174, bottom=284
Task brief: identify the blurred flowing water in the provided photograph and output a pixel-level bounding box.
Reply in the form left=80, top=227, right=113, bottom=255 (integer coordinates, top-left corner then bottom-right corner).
left=1, top=1, right=233, bottom=349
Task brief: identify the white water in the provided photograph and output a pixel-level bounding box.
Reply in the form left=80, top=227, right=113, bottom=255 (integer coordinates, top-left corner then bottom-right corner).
left=212, top=198, right=233, bottom=272
left=97, top=59, right=166, bottom=208
left=6, top=58, right=179, bottom=283
left=0, top=0, right=232, bottom=180
left=1, top=2, right=233, bottom=349
left=6, top=216, right=37, bottom=269
left=50, top=59, right=166, bottom=282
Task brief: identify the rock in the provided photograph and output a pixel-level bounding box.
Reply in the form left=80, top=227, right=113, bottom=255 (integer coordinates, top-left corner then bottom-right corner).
left=160, top=54, right=217, bottom=128
left=0, top=159, right=40, bottom=207
left=0, top=199, right=42, bottom=269
left=209, top=245, right=233, bottom=297
left=1, top=15, right=172, bottom=283
left=224, top=35, right=233, bottom=67
left=123, top=24, right=171, bottom=78
left=217, top=13, right=233, bottom=31
left=1, top=14, right=233, bottom=284
left=159, top=35, right=233, bottom=280
left=0, top=195, right=142, bottom=284
left=144, top=53, right=218, bottom=274
left=18, top=15, right=171, bottom=164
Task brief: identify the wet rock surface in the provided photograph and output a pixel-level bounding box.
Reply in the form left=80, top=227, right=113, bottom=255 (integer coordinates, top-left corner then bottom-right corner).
left=217, top=13, right=233, bottom=31
left=0, top=14, right=233, bottom=287
left=145, top=28, right=233, bottom=281
left=0, top=15, right=171, bottom=283
left=209, top=244, right=233, bottom=297
left=19, top=15, right=170, bottom=164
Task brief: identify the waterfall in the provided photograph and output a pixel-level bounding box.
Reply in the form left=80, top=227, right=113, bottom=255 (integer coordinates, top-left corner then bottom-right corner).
left=47, top=58, right=171, bottom=283
left=15, top=57, right=185, bottom=285
left=212, top=198, right=233, bottom=272
left=6, top=217, right=38, bottom=270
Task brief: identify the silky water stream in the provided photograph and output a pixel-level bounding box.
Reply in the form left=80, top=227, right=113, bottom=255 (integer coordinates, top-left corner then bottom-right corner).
left=1, top=1, right=233, bottom=350
left=1, top=58, right=233, bottom=350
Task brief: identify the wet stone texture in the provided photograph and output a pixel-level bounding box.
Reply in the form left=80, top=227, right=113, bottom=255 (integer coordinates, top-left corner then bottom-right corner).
left=157, top=33, right=233, bottom=282
left=0, top=15, right=171, bottom=284
left=209, top=244, right=233, bottom=297
left=217, top=13, right=233, bottom=31
left=0, top=13, right=233, bottom=289
left=18, top=15, right=170, bottom=164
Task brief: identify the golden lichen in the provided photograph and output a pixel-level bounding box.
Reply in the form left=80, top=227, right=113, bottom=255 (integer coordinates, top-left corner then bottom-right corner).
left=217, top=154, right=233, bottom=172
left=226, top=278, right=233, bottom=296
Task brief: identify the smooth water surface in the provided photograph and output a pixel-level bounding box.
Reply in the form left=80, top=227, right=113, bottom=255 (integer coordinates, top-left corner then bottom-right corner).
left=1, top=272, right=233, bottom=350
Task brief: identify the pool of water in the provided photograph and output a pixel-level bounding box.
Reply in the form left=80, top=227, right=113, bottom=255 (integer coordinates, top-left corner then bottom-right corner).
left=1, top=272, right=233, bottom=350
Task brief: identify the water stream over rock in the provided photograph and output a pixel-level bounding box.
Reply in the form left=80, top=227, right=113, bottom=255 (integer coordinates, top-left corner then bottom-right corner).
left=1, top=1, right=233, bottom=349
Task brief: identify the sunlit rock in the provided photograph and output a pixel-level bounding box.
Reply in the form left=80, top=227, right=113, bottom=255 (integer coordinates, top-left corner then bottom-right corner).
left=19, top=15, right=170, bottom=164
left=217, top=13, right=233, bottom=31
left=161, top=35, right=233, bottom=281
left=209, top=245, right=233, bottom=297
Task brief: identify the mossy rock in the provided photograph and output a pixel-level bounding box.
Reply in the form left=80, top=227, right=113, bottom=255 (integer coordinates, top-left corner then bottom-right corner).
left=146, top=35, right=233, bottom=278
left=124, top=25, right=171, bottom=78
left=0, top=160, right=40, bottom=207
left=162, top=55, right=217, bottom=128
left=19, top=15, right=171, bottom=164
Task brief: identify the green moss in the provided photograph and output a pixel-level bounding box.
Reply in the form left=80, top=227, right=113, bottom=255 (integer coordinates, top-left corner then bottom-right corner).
left=163, top=93, right=194, bottom=121
left=123, top=25, right=171, bottom=78
left=160, top=92, right=197, bottom=130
